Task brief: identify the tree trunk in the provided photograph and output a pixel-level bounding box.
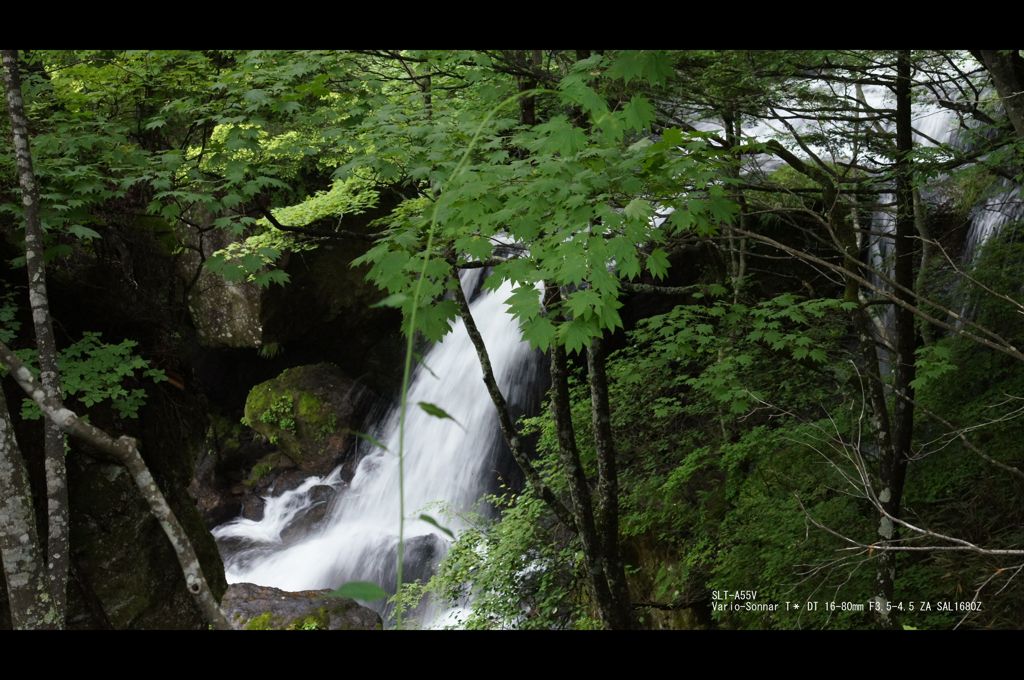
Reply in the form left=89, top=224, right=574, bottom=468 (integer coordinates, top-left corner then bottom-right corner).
left=975, top=50, right=1024, bottom=140
left=2, top=49, right=69, bottom=625
left=550, top=338, right=617, bottom=627
left=0, top=388, right=56, bottom=629
left=517, top=50, right=540, bottom=127
left=723, top=110, right=748, bottom=304
left=586, top=337, right=634, bottom=629
left=544, top=285, right=620, bottom=628
left=874, top=49, right=918, bottom=627
left=764, top=113, right=905, bottom=625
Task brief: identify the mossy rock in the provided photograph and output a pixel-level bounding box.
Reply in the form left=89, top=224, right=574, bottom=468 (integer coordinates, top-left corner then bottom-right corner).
left=244, top=452, right=294, bottom=488
left=243, top=363, right=371, bottom=472
left=223, top=583, right=382, bottom=630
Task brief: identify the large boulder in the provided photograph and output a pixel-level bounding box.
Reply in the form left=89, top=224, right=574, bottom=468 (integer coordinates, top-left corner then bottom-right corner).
left=222, top=582, right=382, bottom=630
left=259, top=199, right=408, bottom=398
left=65, top=386, right=227, bottom=629
left=243, top=363, right=372, bottom=473
left=176, top=207, right=263, bottom=349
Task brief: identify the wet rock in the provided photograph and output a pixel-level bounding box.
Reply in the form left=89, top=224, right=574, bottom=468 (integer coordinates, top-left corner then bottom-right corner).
left=189, top=415, right=278, bottom=527
left=67, top=429, right=227, bottom=630
left=240, top=495, right=266, bottom=522
left=280, top=484, right=339, bottom=542
left=375, top=533, right=447, bottom=589
left=222, top=582, right=382, bottom=630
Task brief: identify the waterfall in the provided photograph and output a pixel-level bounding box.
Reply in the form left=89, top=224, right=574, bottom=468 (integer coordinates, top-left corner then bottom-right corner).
left=963, top=182, right=1023, bottom=263
left=213, top=269, right=541, bottom=625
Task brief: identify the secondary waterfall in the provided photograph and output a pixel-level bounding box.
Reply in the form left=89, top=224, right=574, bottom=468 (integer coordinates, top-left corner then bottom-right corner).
left=213, top=269, right=541, bottom=624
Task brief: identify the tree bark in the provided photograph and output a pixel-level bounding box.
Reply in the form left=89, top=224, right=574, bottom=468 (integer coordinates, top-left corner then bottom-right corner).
left=544, top=285, right=620, bottom=628
left=586, top=337, right=634, bottom=629
left=550, top=338, right=616, bottom=627
left=975, top=50, right=1024, bottom=140
left=0, top=388, right=56, bottom=629
left=2, top=49, right=69, bottom=625
left=517, top=50, right=540, bottom=127
left=0, top=342, right=230, bottom=630
left=762, top=80, right=910, bottom=624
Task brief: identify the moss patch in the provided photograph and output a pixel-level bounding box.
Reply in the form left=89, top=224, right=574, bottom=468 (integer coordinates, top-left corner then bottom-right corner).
left=243, top=452, right=291, bottom=488
left=287, top=608, right=330, bottom=630
left=241, top=363, right=367, bottom=470
left=244, top=612, right=275, bottom=630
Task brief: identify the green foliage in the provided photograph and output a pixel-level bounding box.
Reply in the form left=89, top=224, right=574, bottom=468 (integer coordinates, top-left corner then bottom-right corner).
left=0, top=288, right=21, bottom=345
left=418, top=513, right=455, bottom=540
left=244, top=612, right=275, bottom=630
left=427, top=284, right=878, bottom=628
left=258, top=395, right=296, bottom=436
left=428, top=490, right=589, bottom=629
left=417, top=401, right=462, bottom=428
left=288, top=611, right=328, bottom=631
left=18, top=332, right=166, bottom=421
left=911, top=342, right=956, bottom=391
left=347, top=51, right=738, bottom=349
left=203, top=237, right=293, bottom=289
left=204, top=175, right=381, bottom=288
left=244, top=459, right=276, bottom=487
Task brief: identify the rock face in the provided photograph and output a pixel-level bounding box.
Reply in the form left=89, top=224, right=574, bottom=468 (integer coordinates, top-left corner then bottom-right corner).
left=177, top=210, right=263, bottom=349
left=65, top=385, right=228, bottom=629
left=222, top=582, right=382, bottom=630
left=0, top=218, right=230, bottom=630
left=259, top=212, right=407, bottom=398
left=189, top=415, right=279, bottom=527
left=243, top=363, right=373, bottom=473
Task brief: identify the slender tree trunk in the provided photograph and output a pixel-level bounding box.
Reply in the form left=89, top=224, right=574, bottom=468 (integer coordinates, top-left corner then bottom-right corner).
left=723, top=110, right=748, bottom=304
left=0, top=388, right=56, bottom=629
left=457, top=274, right=627, bottom=626
left=544, top=285, right=620, bottom=628
left=0, top=342, right=231, bottom=630
left=517, top=50, right=540, bottom=127
left=827, top=166, right=900, bottom=625
left=874, top=49, right=918, bottom=627
left=550, top=338, right=616, bottom=627
left=2, top=48, right=69, bottom=626
left=586, top=337, right=634, bottom=629
left=913, top=188, right=935, bottom=345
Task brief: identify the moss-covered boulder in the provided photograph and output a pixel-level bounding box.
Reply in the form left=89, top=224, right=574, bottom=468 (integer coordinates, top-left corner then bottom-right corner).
left=243, top=363, right=372, bottom=473
left=222, top=583, right=382, bottom=630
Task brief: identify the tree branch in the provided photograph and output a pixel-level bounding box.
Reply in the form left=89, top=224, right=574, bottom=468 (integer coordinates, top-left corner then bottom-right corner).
left=259, top=206, right=377, bottom=241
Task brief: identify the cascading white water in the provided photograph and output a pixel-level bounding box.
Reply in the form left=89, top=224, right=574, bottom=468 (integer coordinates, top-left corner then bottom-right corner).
left=213, top=269, right=540, bottom=623
left=964, top=182, right=1023, bottom=262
